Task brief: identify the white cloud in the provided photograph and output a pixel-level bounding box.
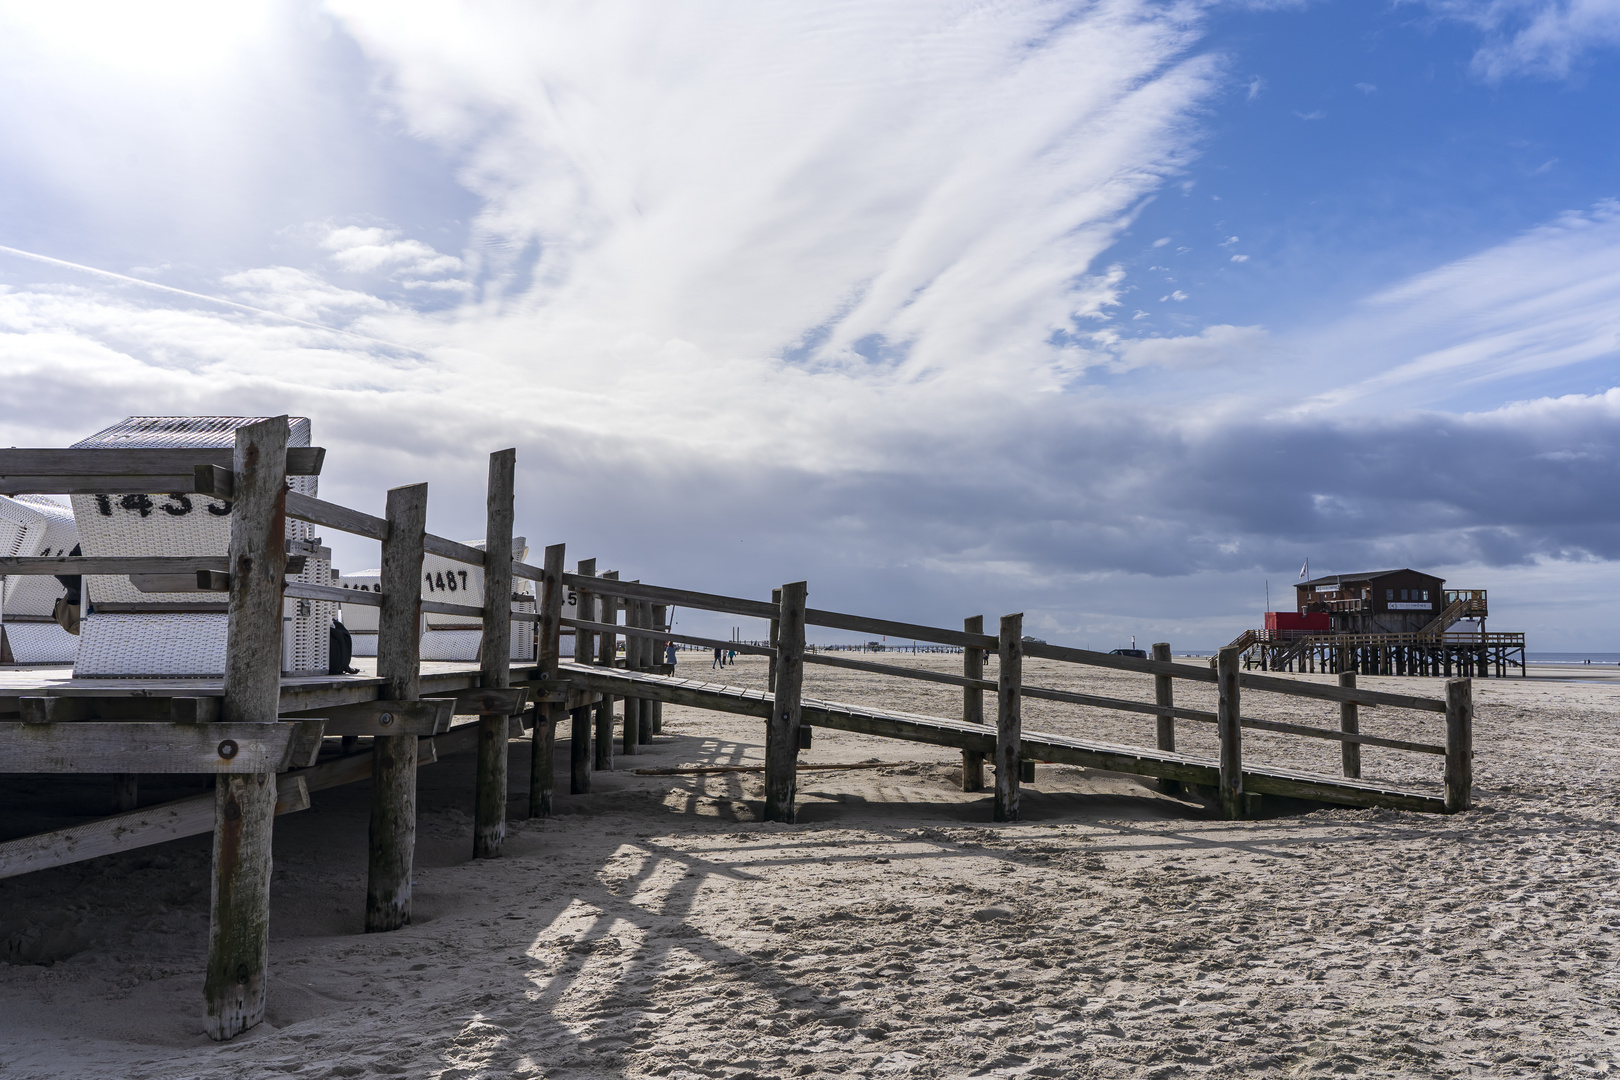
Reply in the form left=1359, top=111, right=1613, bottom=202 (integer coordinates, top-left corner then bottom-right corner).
left=1230, top=254, right=1249, bottom=262
left=1109, top=324, right=1271, bottom=371
left=1429, top=0, right=1620, bottom=79
left=318, top=225, right=465, bottom=283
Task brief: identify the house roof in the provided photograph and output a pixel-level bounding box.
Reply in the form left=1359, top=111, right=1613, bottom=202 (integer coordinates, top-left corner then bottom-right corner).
left=1297, top=569, right=1443, bottom=588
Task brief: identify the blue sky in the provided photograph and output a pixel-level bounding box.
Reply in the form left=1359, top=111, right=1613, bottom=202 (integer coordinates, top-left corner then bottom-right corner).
left=1, top=0, right=1618, bottom=649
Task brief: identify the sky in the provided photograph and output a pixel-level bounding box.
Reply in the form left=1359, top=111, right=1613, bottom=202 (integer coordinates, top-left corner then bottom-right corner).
left=1, top=0, right=1618, bottom=650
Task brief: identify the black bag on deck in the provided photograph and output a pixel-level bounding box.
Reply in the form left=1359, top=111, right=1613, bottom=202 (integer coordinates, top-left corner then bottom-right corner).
left=329, top=619, right=355, bottom=675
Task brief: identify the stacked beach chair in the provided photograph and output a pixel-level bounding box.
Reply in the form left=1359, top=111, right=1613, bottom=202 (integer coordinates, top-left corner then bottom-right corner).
left=68, top=415, right=337, bottom=678
left=338, top=540, right=537, bottom=662
left=0, top=494, right=80, bottom=663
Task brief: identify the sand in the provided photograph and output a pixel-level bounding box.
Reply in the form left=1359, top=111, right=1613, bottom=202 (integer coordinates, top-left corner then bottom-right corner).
left=1, top=653, right=1617, bottom=1079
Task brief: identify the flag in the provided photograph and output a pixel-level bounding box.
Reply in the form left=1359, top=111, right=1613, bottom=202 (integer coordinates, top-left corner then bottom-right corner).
left=1298, top=559, right=1309, bottom=580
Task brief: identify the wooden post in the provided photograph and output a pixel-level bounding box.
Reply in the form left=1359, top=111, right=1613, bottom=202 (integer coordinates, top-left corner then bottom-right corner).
left=474, top=449, right=516, bottom=858
left=569, top=706, right=592, bottom=794
left=530, top=542, right=566, bottom=818
left=638, top=600, right=656, bottom=744
left=961, top=615, right=985, bottom=792
left=1216, top=646, right=1243, bottom=821
left=1338, top=671, right=1360, bottom=779
left=366, top=482, right=427, bottom=933
left=594, top=570, right=617, bottom=770
left=205, top=416, right=289, bottom=1041
left=1152, top=642, right=1179, bottom=795
left=1445, top=678, right=1473, bottom=813
left=650, top=603, right=667, bottom=735
left=764, top=582, right=806, bottom=823
left=574, top=558, right=595, bottom=670
left=767, top=587, right=782, bottom=693
left=622, top=592, right=641, bottom=753
left=994, top=613, right=1022, bottom=823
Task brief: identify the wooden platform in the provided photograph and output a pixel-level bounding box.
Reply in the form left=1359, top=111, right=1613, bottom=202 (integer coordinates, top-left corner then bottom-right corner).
left=562, top=663, right=1447, bottom=814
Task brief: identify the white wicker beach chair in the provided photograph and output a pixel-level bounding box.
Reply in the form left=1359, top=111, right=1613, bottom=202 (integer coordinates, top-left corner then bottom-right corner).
left=336, top=570, right=381, bottom=657
left=0, top=494, right=80, bottom=663
left=418, top=539, right=537, bottom=662
left=68, top=416, right=335, bottom=678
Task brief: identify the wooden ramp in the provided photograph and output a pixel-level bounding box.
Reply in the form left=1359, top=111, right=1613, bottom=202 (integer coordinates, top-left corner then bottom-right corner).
left=561, top=663, right=1446, bottom=814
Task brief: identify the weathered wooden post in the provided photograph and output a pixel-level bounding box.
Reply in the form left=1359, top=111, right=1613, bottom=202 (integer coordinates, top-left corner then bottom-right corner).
left=1338, top=670, right=1360, bottom=778
left=1444, top=677, right=1473, bottom=813
left=961, top=615, right=986, bottom=792
left=474, top=449, right=515, bottom=858
left=764, top=581, right=806, bottom=823
left=650, top=602, right=667, bottom=735
left=205, top=416, right=288, bottom=1040
left=994, top=613, right=1022, bottom=823
left=530, top=541, right=566, bottom=818
left=767, top=587, right=782, bottom=693
left=574, top=558, right=595, bottom=672
left=1152, top=642, right=1178, bottom=795
left=595, top=570, right=618, bottom=770
left=1216, top=645, right=1243, bottom=821
left=638, top=600, right=656, bottom=744
left=366, top=482, right=427, bottom=933
left=621, top=590, right=641, bottom=753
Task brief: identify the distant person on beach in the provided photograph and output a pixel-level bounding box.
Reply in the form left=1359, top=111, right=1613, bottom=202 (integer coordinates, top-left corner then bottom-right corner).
left=666, top=642, right=677, bottom=666
left=712, top=646, right=722, bottom=669
left=728, top=648, right=736, bottom=665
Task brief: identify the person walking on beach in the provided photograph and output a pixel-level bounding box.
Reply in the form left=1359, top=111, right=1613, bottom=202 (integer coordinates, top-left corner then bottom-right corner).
left=728, top=648, right=736, bottom=666
left=713, top=646, right=723, bottom=669
left=666, top=641, right=677, bottom=666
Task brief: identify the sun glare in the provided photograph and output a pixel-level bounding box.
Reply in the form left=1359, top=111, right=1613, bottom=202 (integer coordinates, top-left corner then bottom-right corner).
left=1, top=0, right=279, bottom=79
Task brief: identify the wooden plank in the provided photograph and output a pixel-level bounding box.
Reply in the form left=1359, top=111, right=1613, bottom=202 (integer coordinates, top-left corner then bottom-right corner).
left=1445, top=678, right=1472, bottom=813
left=766, top=582, right=807, bottom=823
left=0, top=555, right=231, bottom=576
left=573, top=559, right=596, bottom=676
left=961, top=615, right=986, bottom=793
left=1237, top=670, right=1447, bottom=713
left=286, top=581, right=377, bottom=607
left=0, top=446, right=322, bottom=477
left=424, top=533, right=486, bottom=566
left=475, top=450, right=516, bottom=856
left=0, top=775, right=310, bottom=882
left=621, top=593, right=642, bottom=755
left=767, top=588, right=782, bottom=693
left=636, top=600, right=655, bottom=746
left=1339, top=671, right=1360, bottom=778
left=803, top=651, right=997, bottom=690
left=562, top=616, right=773, bottom=656
left=1216, top=647, right=1243, bottom=822
left=425, top=686, right=529, bottom=716
left=207, top=416, right=289, bottom=1042
left=366, top=481, right=427, bottom=934
left=529, top=542, right=566, bottom=817
left=422, top=599, right=483, bottom=618
left=995, top=613, right=1023, bottom=823
left=593, top=570, right=616, bottom=772
left=806, top=608, right=997, bottom=650
left=0, top=722, right=301, bottom=773
left=0, top=475, right=199, bottom=495
left=650, top=604, right=667, bottom=735
left=284, top=491, right=388, bottom=541
left=1152, top=642, right=1179, bottom=796
left=563, top=573, right=777, bottom=620
left=282, top=698, right=453, bottom=737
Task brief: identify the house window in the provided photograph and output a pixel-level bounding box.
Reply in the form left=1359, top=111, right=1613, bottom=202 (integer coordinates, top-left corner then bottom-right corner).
left=1422, top=590, right=1429, bottom=601
left=1386, top=589, right=1394, bottom=601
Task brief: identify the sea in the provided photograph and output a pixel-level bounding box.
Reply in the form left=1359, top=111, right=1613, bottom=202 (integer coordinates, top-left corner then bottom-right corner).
left=1526, top=653, right=1620, bottom=665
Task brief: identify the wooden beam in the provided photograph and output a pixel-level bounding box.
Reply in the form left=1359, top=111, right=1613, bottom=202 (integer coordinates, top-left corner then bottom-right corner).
left=0, top=722, right=305, bottom=773
left=650, top=604, right=667, bottom=736
left=475, top=449, right=516, bottom=855
left=562, top=616, right=772, bottom=656
left=425, top=533, right=487, bottom=567
left=767, top=588, right=782, bottom=694
left=0, top=446, right=323, bottom=477
left=961, top=615, right=986, bottom=793
left=284, top=698, right=453, bottom=737
left=995, top=613, right=1023, bottom=823
left=424, top=686, right=530, bottom=716
left=0, top=775, right=311, bottom=882
left=366, top=482, right=427, bottom=934
left=1339, top=671, right=1360, bottom=779
left=765, top=582, right=807, bottom=823
left=284, top=491, right=388, bottom=541
left=562, top=573, right=777, bottom=620
left=0, top=555, right=232, bottom=576
left=806, top=608, right=998, bottom=650
left=804, top=651, right=996, bottom=689
left=529, top=542, right=566, bottom=817
left=1151, top=642, right=1179, bottom=795
left=1217, top=646, right=1243, bottom=821
left=206, top=416, right=289, bottom=1042
left=1445, top=678, right=1472, bottom=813
left=594, top=570, right=616, bottom=772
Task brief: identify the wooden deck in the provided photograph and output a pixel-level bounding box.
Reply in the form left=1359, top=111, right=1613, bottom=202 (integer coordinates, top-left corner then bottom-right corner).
left=562, top=663, right=1447, bottom=814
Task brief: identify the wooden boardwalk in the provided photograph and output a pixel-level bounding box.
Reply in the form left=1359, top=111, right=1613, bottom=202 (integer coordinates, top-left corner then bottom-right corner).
left=563, top=664, right=1448, bottom=814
